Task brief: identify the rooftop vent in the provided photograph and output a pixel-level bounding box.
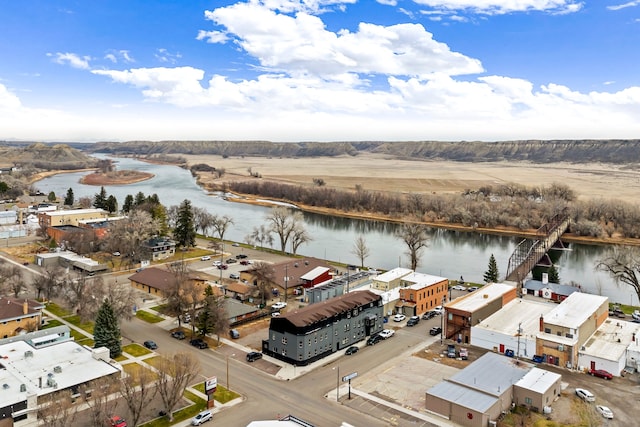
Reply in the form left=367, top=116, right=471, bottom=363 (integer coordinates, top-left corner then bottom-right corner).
left=20, top=384, right=26, bottom=392
left=53, top=366, right=62, bottom=373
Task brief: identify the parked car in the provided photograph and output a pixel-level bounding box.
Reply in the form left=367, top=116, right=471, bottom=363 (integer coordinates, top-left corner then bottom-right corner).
left=379, top=329, right=395, bottom=339
left=451, top=285, right=465, bottom=291
left=367, top=334, right=383, bottom=345
left=232, top=242, right=240, bottom=247
left=433, top=306, right=443, bottom=315
left=191, top=410, right=213, bottom=425
left=226, top=258, right=238, bottom=264
left=532, top=354, right=545, bottom=363
left=447, top=344, right=456, bottom=358
left=229, top=329, right=240, bottom=339
left=112, top=251, right=121, bottom=256
left=345, top=346, right=359, bottom=355
left=595, top=405, right=613, bottom=419
left=429, top=326, right=442, bottom=336
left=110, top=416, right=127, bottom=427
left=588, top=368, right=613, bottom=379
left=190, top=338, right=209, bottom=349
left=271, top=312, right=280, bottom=317
left=213, top=260, right=222, bottom=266
left=406, top=316, right=420, bottom=326
left=575, top=388, right=595, bottom=402
left=171, top=330, right=185, bottom=340
left=235, top=254, right=248, bottom=259
left=246, top=351, right=263, bottom=362
left=272, top=302, right=287, bottom=310
left=143, top=340, right=158, bottom=350
left=217, top=263, right=228, bottom=270
left=467, top=286, right=479, bottom=292
left=200, top=255, right=211, bottom=261
left=240, top=259, right=250, bottom=265
left=230, top=273, right=240, bottom=280
left=504, top=349, right=515, bottom=357
left=392, top=314, right=406, bottom=322
left=633, top=310, right=640, bottom=321
left=459, top=347, right=468, bottom=360
left=422, top=311, right=437, bottom=320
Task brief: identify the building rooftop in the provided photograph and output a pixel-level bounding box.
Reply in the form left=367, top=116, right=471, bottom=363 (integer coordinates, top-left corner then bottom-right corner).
left=0, top=297, right=44, bottom=322
left=373, top=268, right=413, bottom=283
left=544, top=292, right=608, bottom=329
left=515, top=367, right=562, bottom=394
left=580, top=318, right=640, bottom=362
left=42, top=208, right=107, bottom=217
left=446, top=282, right=515, bottom=312
left=473, top=298, right=557, bottom=341
left=300, top=266, right=330, bottom=281
left=400, top=272, right=448, bottom=289
left=129, top=267, right=176, bottom=292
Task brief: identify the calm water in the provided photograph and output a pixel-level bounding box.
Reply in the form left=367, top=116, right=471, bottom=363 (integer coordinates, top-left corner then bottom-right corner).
left=33, top=155, right=634, bottom=305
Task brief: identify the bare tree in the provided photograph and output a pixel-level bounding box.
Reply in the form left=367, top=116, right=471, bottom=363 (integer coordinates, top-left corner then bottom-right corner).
left=0, top=262, right=25, bottom=297
left=193, top=207, right=214, bottom=236
left=290, top=219, right=312, bottom=255
left=78, top=196, right=93, bottom=208
left=266, top=206, right=302, bottom=253
left=249, top=261, right=276, bottom=306
left=104, top=210, right=159, bottom=268
left=31, top=266, right=64, bottom=301
left=62, top=274, right=103, bottom=322
left=351, top=235, right=370, bottom=268
left=596, top=246, right=640, bottom=305
left=38, top=391, right=79, bottom=427
left=118, top=365, right=158, bottom=427
left=397, top=223, right=430, bottom=271
left=245, top=224, right=273, bottom=250
left=156, top=352, right=200, bottom=421
left=165, top=260, right=192, bottom=326
left=104, top=279, right=137, bottom=321
left=79, top=376, right=120, bottom=427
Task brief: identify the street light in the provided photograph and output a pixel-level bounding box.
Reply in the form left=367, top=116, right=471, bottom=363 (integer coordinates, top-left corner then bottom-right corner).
left=333, top=366, right=340, bottom=402
left=226, top=353, right=235, bottom=390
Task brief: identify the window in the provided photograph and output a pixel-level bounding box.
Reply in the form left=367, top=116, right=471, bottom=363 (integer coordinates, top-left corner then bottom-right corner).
left=298, top=341, right=303, bottom=348
left=565, top=333, right=573, bottom=339
left=281, top=337, right=287, bottom=344
left=525, top=397, right=532, bottom=405
left=544, top=328, right=551, bottom=334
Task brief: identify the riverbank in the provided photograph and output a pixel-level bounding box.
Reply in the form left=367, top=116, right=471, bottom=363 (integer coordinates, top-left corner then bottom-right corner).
left=80, top=170, right=154, bottom=186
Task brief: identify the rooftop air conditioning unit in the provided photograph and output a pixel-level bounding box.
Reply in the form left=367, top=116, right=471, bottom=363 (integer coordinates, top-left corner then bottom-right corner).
left=53, top=365, right=62, bottom=373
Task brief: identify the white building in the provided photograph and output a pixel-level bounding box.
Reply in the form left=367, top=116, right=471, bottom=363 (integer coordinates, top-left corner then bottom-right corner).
left=578, top=317, right=640, bottom=375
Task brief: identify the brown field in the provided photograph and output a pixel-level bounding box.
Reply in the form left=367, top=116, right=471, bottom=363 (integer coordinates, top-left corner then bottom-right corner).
left=184, top=153, right=640, bottom=203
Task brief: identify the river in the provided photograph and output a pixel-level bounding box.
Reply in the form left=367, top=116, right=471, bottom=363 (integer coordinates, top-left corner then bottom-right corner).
left=33, top=155, right=635, bottom=306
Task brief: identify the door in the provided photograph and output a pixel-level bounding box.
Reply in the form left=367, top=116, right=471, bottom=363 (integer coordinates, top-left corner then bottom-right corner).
left=499, top=344, right=505, bottom=353
left=590, top=360, right=596, bottom=370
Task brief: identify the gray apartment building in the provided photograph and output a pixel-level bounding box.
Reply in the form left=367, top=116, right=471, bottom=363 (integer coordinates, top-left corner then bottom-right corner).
left=262, top=290, right=383, bottom=366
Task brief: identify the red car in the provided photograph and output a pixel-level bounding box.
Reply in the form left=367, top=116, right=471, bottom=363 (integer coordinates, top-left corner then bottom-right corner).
left=110, top=416, right=127, bottom=427
left=588, top=368, right=613, bottom=380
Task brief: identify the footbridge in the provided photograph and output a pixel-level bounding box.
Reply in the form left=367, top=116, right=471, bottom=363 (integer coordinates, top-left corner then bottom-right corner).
left=505, top=210, right=571, bottom=284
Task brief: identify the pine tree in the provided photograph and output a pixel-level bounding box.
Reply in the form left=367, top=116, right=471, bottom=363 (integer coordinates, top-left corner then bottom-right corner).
left=173, top=199, right=196, bottom=248
left=122, top=194, right=134, bottom=213
left=93, top=186, right=108, bottom=209
left=47, top=191, right=56, bottom=202
left=548, top=265, right=560, bottom=284
left=93, top=299, right=122, bottom=358
left=483, top=253, right=499, bottom=283
left=64, top=188, right=74, bottom=206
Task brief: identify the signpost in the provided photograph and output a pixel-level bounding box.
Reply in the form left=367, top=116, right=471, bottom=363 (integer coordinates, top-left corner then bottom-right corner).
left=342, top=372, right=358, bottom=400
left=205, top=376, right=217, bottom=408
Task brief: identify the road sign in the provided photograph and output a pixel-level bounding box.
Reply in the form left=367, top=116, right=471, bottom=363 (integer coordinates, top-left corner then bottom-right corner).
left=342, top=372, right=358, bottom=382
left=205, top=376, right=217, bottom=393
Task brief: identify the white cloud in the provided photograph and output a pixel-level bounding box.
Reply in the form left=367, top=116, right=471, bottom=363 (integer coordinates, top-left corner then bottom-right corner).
left=196, top=30, right=229, bottom=43
left=607, top=1, right=640, bottom=11
left=411, top=0, right=583, bottom=15
left=48, top=52, right=91, bottom=69
left=205, top=3, right=483, bottom=77
left=104, top=50, right=135, bottom=64
left=376, top=0, right=398, bottom=5
left=154, top=48, right=182, bottom=64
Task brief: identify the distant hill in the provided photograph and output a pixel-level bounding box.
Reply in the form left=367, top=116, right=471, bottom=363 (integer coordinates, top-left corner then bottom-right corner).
left=84, top=139, right=640, bottom=165
left=0, top=142, right=98, bottom=170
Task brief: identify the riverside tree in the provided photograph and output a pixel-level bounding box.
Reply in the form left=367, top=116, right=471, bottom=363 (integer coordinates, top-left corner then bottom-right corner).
left=548, top=264, right=560, bottom=284
left=64, top=187, right=74, bottom=206
left=596, top=246, right=640, bottom=304
left=93, top=299, right=121, bottom=358
left=266, top=206, right=306, bottom=253
left=397, top=223, right=429, bottom=271
left=351, top=235, right=370, bottom=268
left=173, top=199, right=196, bottom=248
left=483, top=254, right=499, bottom=283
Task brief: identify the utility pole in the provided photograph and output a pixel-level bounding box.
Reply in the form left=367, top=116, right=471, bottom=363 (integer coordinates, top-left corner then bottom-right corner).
left=284, top=264, right=288, bottom=303
left=516, top=322, right=522, bottom=364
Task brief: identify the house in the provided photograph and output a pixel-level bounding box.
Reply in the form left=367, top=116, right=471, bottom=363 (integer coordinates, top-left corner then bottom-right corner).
left=444, top=282, right=517, bottom=345
left=141, top=236, right=176, bottom=261
left=471, top=298, right=557, bottom=360
left=396, top=272, right=448, bottom=317
left=522, top=279, right=582, bottom=302
left=536, top=292, right=608, bottom=369
left=129, top=267, right=177, bottom=298
left=0, top=297, right=45, bottom=338
left=426, top=352, right=561, bottom=427
left=34, top=250, right=108, bottom=275
left=578, top=317, right=640, bottom=376
left=225, top=282, right=253, bottom=302
left=226, top=299, right=261, bottom=324
left=0, top=327, right=122, bottom=426
left=262, top=290, right=383, bottom=366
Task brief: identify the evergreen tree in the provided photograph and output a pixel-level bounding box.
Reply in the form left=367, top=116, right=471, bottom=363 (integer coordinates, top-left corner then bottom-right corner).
left=122, top=194, right=134, bottom=213
left=173, top=199, right=196, bottom=248
left=105, top=195, right=118, bottom=213
left=483, top=253, right=499, bottom=283
left=197, top=285, right=216, bottom=336
left=64, top=188, right=74, bottom=206
left=548, top=265, right=560, bottom=284
left=134, top=191, right=146, bottom=207
left=93, top=299, right=122, bottom=358
left=93, top=186, right=108, bottom=209
left=47, top=191, right=56, bottom=202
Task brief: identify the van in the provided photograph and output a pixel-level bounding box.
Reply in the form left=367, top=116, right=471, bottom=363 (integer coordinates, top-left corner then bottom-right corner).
left=229, top=329, right=240, bottom=339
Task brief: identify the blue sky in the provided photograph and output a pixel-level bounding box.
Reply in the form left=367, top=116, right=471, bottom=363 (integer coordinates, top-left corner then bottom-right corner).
left=1, top=0, right=639, bottom=142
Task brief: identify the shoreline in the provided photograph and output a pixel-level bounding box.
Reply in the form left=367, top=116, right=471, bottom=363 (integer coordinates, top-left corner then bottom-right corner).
left=79, top=171, right=155, bottom=186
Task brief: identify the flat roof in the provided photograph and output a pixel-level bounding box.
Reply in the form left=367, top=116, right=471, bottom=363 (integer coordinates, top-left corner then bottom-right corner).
left=428, top=380, right=498, bottom=413
left=43, top=208, right=107, bottom=216
left=401, top=272, right=447, bottom=289
left=300, top=266, right=330, bottom=281
left=544, top=292, right=608, bottom=329
left=515, top=367, right=561, bottom=393
left=448, top=352, right=532, bottom=395
left=580, top=318, right=640, bottom=362
left=446, top=282, right=515, bottom=312
left=0, top=340, right=120, bottom=407
left=474, top=298, right=557, bottom=339
left=373, top=268, right=413, bottom=283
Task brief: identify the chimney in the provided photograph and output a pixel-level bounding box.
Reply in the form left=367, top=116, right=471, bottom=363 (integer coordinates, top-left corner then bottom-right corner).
left=23, top=300, right=29, bottom=315
left=539, top=315, right=544, bottom=332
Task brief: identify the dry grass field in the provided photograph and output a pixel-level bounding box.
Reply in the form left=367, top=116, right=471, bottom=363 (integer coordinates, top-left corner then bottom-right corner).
left=184, top=152, right=640, bottom=203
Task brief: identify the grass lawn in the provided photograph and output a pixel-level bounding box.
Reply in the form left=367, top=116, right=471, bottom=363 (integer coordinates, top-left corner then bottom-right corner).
left=41, top=319, right=63, bottom=329
left=44, top=302, right=72, bottom=317
left=192, top=382, right=240, bottom=404
left=136, top=310, right=165, bottom=323
left=122, top=343, right=152, bottom=357
left=139, top=390, right=207, bottom=427
left=64, top=314, right=95, bottom=334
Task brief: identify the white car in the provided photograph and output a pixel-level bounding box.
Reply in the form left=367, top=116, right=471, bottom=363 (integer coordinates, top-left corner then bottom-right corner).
left=191, top=410, right=213, bottom=425
left=379, top=329, right=395, bottom=339
left=392, top=314, right=406, bottom=322
left=272, top=302, right=287, bottom=310
left=596, top=405, right=613, bottom=419
left=575, top=388, right=595, bottom=402
left=200, top=255, right=211, bottom=261
left=451, top=285, right=465, bottom=291
left=433, top=306, right=444, bottom=315
left=213, top=260, right=222, bottom=266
